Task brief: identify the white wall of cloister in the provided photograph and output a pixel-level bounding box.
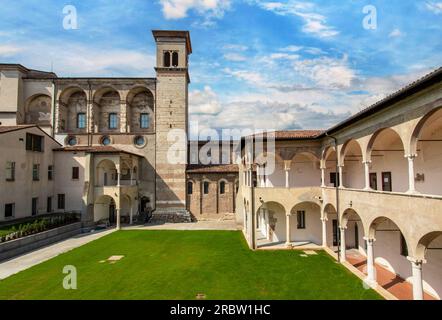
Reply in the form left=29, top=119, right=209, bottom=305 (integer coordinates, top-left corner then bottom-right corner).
left=236, top=82, right=442, bottom=300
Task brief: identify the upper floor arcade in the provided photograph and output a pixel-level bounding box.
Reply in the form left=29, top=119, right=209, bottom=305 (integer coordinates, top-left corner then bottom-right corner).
left=239, top=67, right=442, bottom=200
left=54, top=79, right=156, bottom=136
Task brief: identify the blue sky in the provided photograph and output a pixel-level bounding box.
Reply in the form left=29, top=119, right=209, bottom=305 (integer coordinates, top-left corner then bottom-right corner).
left=1, top=0, right=441, bottom=137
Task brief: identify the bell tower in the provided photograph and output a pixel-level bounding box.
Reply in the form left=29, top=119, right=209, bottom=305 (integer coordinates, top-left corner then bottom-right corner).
left=153, top=30, right=192, bottom=218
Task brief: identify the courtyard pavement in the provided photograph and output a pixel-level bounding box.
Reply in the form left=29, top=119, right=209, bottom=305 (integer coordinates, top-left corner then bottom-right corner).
left=0, top=228, right=115, bottom=280
left=346, top=249, right=437, bottom=300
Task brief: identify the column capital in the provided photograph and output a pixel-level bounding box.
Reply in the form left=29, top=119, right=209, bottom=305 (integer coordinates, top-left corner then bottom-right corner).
left=405, top=154, right=417, bottom=160
left=362, top=160, right=372, bottom=165
left=363, top=236, right=376, bottom=243
left=286, top=213, right=292, bottom=217
left=407, top=256, right=427, bottom=265
left=283, top=160, right=291, bottom=171
left=339, top=226, right=347, bottom=231
left=320, top=217, right=328, bottom=222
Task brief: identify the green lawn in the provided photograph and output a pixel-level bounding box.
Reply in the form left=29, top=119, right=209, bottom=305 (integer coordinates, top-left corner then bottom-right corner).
left=0, top=230, right=382, bottom=300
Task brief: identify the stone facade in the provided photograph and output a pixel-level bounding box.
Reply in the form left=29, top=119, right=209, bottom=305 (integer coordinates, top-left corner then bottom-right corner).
left=187, top=172, right=238, bottom=219
left=0, top=30, right=193, bottom=224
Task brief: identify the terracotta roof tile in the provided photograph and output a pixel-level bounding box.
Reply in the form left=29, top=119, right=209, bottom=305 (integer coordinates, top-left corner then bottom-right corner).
left=187, top=164, right=239, bottom=173
left=0, top=125, right=36, bottom=134
left=249, top=130, right=323, bottom=140
left=53, top=145, right=141, bottom=157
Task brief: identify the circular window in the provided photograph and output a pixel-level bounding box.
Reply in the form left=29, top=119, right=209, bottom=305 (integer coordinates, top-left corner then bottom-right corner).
left=100, top=136, right=112, bottom=146
left=66, top=136, right=78, bottom=146
left=134, top=136, right=146, bottom=148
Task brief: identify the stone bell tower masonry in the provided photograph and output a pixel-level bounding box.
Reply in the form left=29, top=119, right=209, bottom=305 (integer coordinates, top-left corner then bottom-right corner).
left=153, top=30, right=192, bottom=220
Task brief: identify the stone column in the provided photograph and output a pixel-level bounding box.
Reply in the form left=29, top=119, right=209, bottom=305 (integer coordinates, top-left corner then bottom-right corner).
left=321, top=217, right=327, bottom=247
left=406, top=155, right=417, bottom=194
left=285, top=214, right=291, bottom=246
left=364, top=161, right=371, bottom=190
left=338, top=165, right=344, bottom=188
left=321, top=166, right=326, bottom=187
left=340, top=227, right=346, bottom=261
left=130, top=203, right=134, bottom=225
left=117, top=170, right=121, bottom=187
left=116, top=208, right=121, bottom=230
left=408, top=257, right=425, bottom=300
left=284, top=160, right=291, bottom=188
left=365, top=237, right=377, bottom=285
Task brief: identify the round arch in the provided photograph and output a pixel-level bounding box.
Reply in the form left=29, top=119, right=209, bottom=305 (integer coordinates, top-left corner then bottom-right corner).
left=24, top=94, right=52, bottom=125
left=96, top=159, right=118, bottom=187
left=59, top=86, right=88, bottom=105
left=366, top=127, right=406, bottom=161
left=93, top=86, right=121, bottom=104
left=93, top=195, right=117, bottom=223
left=410, top=106, right=442, bottom=156
left=415, top=231, right=442, bottom=260
left=256, top=201, right=287, bottom=243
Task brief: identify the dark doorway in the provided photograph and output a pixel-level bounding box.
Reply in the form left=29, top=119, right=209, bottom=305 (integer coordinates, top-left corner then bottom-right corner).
left=382, top=172, right=392, bottom=192
left=32, top=198, right=38, bottom=216
left=109, top=199, right=116, bottom=224
left=140, top=197, right=151, bottom=214
left=369, top=173, right=377, bottom=190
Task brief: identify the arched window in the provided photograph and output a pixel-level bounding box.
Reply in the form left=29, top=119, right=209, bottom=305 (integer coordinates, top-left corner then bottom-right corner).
left=203, top=181, right=210, bottom=195
left=164, top=52, right=171, bottom=67
left=172, top=52, right=179, bottom=67
left=187, top=181, right=193, bottom=195
left=219, top=181, right=226, bottom=194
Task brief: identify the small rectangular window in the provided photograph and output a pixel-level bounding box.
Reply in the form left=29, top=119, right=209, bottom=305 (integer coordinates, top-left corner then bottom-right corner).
left=72, top=167, right=79, bottom=180
left=109, top=113, right=118, bottom=129
left=58, top=194, right=65, bottom=210
left=297, top=211, right=306, bottom=229
left=48, top=165, right=54, bottom=181
left=6, top=161, right=15, bottom=181
left=77, top=113, right=86, bottom=129
left=26, top=133, right=44, bottom=152
left=5, top=203, right=15, bottom=218
left=33, top=164, right=40, bottom=181
left=203, top=181, right=209, bottom=195
left=140, top=113, right=150, bottom=129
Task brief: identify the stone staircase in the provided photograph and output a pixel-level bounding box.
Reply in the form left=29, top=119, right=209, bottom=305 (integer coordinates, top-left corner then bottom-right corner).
left=149, top=209, right=193, bottom=223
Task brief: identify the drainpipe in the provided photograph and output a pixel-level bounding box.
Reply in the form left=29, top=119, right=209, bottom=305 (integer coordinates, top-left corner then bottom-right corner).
left=51, top=79, right=57, bottom=138
left=87, top=81, right=92, bottom=146
left=326, top=133, right=341, bottom=263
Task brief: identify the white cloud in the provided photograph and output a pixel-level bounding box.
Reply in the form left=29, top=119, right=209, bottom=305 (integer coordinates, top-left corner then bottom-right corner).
left=0, top=45, right=22, bottom=57
left=223, top=44, right=248, bottom=51
left=389, top=28, right=403, bottom=38
left=6, top=41, right=155, bottom=77
left=223, top=68, right=267, bottom=87
left=426, top=1, right=442, bottom=14
left=190, top=86, right=223, bottom=114
left=160, top=0, right=231, bottom=24
left=279, top=45, right=303, bottom=52
left=293, top=55, right=356, bottom=89
left=224, top=53, right=247, bottom=61
left=252, top=1, right=339, bottom=38
left=269, top=53, right=299, bottom=60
